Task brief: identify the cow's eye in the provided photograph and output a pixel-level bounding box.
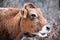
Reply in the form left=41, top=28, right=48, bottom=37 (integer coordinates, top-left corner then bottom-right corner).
left=30, top=14, right=37, bottom=20
left=31, top=14, right=36, bottom=17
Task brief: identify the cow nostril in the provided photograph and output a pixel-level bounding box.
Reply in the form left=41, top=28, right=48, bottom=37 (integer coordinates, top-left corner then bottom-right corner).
left=46, top=26, right=50, bottom=31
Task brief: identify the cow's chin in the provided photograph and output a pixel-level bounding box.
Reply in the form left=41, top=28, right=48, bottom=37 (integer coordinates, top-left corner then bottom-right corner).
left=33, top=33, right=48, bottom=38
left=39, top=34, right=47, bottom=37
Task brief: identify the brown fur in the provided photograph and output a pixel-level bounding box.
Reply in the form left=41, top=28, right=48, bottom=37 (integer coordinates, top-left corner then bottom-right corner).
left=0, top=3, right=48, bottom=40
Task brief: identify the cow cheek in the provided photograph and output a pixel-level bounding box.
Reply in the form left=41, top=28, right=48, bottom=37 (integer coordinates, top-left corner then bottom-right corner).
left=20, top=20, right=38, bottom=33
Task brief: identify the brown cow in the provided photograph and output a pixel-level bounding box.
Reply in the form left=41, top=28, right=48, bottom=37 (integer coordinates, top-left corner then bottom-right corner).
left=0, top=3, right=52, bottom=40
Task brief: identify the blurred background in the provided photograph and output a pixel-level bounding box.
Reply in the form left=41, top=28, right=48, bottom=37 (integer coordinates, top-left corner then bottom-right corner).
left=0, top=0, right=60, bottom=40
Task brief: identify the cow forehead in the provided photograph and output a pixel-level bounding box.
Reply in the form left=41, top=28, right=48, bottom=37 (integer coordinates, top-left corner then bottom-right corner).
left=29, top=8, right=38, bottom=13
left=28, top=8, right=42, bottom=16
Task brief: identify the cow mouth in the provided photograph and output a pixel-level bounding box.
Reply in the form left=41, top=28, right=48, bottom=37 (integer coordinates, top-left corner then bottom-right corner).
left=23, top=32, right=49, bottom=38
left=24, top=32, right=37, bottom=37
left=32, top=33, right=48, bottom=38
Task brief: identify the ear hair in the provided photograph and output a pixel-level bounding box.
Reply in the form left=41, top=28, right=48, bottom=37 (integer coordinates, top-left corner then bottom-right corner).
left=21, top=8, right=27, bottom=19
left=24, top=3, right=36, bottom=9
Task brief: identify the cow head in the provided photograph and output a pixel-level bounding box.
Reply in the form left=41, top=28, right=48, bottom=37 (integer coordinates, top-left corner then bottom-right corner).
left=20, top=3, right=52, bottom=37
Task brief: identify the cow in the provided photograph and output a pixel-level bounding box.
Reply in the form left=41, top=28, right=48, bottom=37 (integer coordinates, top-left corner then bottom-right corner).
left=0, top=3, right=52, bottom=40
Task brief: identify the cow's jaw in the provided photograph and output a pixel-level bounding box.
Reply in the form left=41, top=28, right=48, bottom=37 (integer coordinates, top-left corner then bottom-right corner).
left=33, top=25, right=52, bottom=37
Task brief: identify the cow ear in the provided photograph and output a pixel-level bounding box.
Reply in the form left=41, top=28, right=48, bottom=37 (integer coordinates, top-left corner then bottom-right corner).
left=21, top=8, right=27, bottom=19
left=24, top=3, right=36, bottom=9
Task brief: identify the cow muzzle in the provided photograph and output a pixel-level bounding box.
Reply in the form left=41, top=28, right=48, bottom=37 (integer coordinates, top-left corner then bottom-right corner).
left=32, top=25, right=53, bottom=37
